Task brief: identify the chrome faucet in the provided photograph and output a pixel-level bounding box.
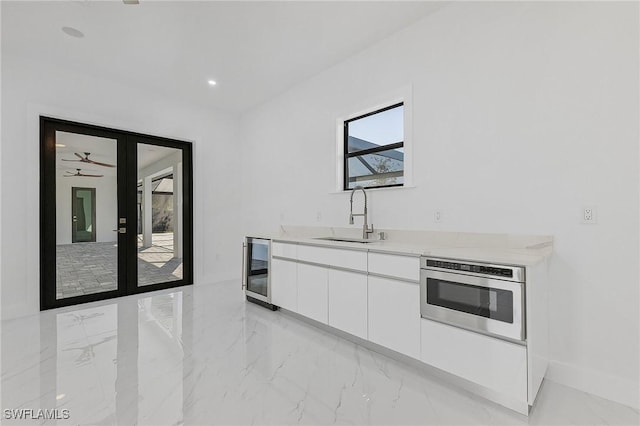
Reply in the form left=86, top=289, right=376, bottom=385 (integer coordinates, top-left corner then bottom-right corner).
left=349, top=186, right=374, bottom=239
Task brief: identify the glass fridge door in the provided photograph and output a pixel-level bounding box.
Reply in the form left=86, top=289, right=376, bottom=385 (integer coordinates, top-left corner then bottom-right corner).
left=246, top=238, right=269, bottom=298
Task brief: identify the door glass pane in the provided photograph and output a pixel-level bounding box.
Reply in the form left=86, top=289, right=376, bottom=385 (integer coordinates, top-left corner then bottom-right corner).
left=247, top=239, right=269, bottom=297
left=55, top=131, right=118, bottom=299
left=426, top=278, right=514, bottom=323
left=137, top=144, right=183, bottom=286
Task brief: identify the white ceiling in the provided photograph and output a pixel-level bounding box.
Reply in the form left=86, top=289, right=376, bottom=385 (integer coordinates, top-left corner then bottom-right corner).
left=2, top=1, right=446, bottom=113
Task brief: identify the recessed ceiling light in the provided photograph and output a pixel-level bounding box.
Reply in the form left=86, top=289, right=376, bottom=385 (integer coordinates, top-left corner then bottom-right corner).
left=208, top=80, right=217, bottom=86
left=55, top=143, right=66, bottom=148
left=62, top=26, right=84, bottom=38
left=123, top=0, right=139, bottom=4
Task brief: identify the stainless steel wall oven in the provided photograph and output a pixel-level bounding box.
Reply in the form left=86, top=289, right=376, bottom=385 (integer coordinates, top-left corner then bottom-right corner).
left=420, top=257, right=525, bottom=343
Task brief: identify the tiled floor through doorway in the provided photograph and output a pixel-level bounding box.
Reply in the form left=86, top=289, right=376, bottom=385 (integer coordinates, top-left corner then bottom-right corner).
left=56, top=233, right=183, bottom=298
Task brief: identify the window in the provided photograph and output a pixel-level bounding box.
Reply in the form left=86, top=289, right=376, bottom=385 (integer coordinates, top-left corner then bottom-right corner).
left=343, top=103, right=404, bottom=190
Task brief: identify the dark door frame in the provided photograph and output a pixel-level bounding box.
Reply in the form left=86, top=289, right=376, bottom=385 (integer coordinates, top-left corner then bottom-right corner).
left=40, top=116, right=194, bottom=310
left=71, top=187, right=97, bottom=243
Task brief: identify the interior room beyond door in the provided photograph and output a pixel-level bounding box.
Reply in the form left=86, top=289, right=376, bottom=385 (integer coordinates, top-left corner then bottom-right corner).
left=71, top=187, right=96, bottom=243
left=55, top=132, right=119, bottom=300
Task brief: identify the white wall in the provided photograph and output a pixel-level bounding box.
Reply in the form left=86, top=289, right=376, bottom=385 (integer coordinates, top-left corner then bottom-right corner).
left=0, top=6, right=4, bottom=406
left=240, top=2, right=639, bottom=409
left=1, top=53, right=243, bottom=319
left=55, top=174, right=118, bottom=245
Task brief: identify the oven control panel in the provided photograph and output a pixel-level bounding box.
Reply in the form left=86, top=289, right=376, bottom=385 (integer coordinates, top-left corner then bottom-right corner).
left=423, top=258, right=524, bottom=282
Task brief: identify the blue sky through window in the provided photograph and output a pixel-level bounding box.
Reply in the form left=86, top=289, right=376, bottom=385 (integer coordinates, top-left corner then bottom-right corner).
left=348, top=104, right=403, bottom=148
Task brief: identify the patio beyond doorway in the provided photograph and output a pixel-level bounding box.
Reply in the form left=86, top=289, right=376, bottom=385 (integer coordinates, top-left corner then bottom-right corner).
left=56, top=232, right=183, bottom=298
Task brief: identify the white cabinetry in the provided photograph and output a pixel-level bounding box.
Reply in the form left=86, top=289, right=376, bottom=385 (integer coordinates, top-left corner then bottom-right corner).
left=267, top=238, right=545, bottom=415
left=271, top=258, right=297, bottom=312
left=368, top=252, right=420, bottom=281
left=368, top=275, right=421, bottom=359
left=297, top=263, right=328, bottom=324
left=328, top=269, right=368, bottom=339
left=272, top=242, right=297, bottom=259
left=297, top=245, right=367, bottom=271
left=420, top=319, right=527, bottom=401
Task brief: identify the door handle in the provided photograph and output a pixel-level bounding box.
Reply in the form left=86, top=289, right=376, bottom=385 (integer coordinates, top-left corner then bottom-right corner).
left=242, top=242, right=247, bottom=291
left=112, top=228, right=127, bottom=234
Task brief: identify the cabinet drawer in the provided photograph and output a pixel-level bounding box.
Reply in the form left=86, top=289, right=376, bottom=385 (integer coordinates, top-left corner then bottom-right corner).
left=272, top=242, right=297, bottom=260
left=297, top=244, right=367, bottom=272
left=368, top=252, right=420, bottom=281
left=420, top=319, right=527, bottom=401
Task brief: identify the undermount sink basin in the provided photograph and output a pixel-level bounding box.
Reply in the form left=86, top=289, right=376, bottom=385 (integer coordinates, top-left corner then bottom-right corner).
left=314, top=236, right=378, bottom=244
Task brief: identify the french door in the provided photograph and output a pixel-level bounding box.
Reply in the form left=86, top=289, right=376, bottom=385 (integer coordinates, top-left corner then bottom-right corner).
left=40, top=117, right=193, bottom=310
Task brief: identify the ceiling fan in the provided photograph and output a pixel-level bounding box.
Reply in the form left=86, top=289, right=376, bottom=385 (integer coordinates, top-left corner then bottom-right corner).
left=64, top=169, right=104, bottom=178
left=61, top=152, right=115, bottom=168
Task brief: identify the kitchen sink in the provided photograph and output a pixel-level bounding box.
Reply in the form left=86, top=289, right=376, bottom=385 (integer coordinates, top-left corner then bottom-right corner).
left=314, top=236, right=378, bottom=244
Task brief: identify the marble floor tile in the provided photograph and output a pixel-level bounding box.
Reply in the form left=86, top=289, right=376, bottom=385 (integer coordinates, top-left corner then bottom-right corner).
left=1, top=280, right=638, bottom=425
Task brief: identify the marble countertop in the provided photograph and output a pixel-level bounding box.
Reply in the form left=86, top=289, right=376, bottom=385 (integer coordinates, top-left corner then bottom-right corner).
left=254, top=226, right=553, bottom=266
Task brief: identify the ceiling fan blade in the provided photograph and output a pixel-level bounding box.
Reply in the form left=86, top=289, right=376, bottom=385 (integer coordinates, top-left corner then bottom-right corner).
left=74, top=152, right=85, bottom=159
left=80, top=173, right=104, bottom=177
left=61, top=158, right=82, bottom=162
left=87, top=159, right=116, bottom=168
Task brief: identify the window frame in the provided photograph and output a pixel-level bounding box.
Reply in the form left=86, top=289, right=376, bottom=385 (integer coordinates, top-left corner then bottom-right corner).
left=342, top=102, right=405, bottom=191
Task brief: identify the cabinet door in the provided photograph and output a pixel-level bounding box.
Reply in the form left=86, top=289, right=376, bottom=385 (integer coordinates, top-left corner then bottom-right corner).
left=368, top=276, right=420, bottom=359
left=328, top=269, right=367, bottom=339
left=271, top=258, right=297, bottom=312
left=297, top=263, right=328, bottom=324
left=420, top=319, right=527, bottom=401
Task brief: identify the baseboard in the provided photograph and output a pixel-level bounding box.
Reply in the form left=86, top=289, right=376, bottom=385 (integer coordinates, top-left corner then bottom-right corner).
left=547, top=360, right=639, bottom=410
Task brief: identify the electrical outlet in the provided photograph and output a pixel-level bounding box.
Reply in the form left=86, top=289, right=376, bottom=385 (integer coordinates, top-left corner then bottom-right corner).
left=582, top=207, right=597, bottom=224
left=434, top=210, right=442, bottom=223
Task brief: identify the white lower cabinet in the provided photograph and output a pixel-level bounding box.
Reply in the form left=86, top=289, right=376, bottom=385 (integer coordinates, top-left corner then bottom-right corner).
left=368, top=276, right=421, bottom=359
left=297, top=263, right=328, bottom=324
left=328, top=269, right=368, bottom=340
left=420, top=319, right=528, bottom=402
left=271, top=258, right=297, bottom=312
left=269, top=242, right=534, bottom=413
